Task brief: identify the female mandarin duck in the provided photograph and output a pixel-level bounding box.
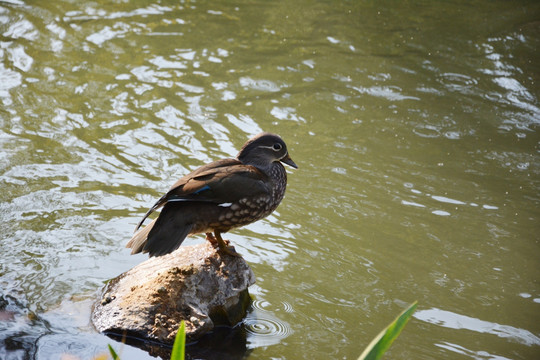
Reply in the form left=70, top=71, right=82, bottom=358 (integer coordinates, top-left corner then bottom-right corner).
left=127, top=132, right=297, bottom=257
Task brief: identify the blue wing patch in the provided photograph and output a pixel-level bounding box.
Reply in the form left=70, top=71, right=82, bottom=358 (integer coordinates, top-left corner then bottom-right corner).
left=166, top=184, right=212, bottom=203
left=193, top=184, right=211, bottom=194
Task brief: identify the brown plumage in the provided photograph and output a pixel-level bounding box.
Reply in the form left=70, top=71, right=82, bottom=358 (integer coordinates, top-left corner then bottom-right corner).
left=126, top=132, right=297, bottom=257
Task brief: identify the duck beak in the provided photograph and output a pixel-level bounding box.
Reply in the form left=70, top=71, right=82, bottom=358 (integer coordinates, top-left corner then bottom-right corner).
left=280, top=153, right=298, bottom=169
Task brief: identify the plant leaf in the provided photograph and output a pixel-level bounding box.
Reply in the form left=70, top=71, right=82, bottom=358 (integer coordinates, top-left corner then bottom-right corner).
left=107, top=344, right=119, bottom=360
left=358, top=301, right=417, bottom=360
left=170, top=320, right=186, bottom=360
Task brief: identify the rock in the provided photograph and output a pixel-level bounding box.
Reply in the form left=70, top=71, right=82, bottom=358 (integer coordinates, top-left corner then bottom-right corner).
left=91, top=241, right=255, bottom=344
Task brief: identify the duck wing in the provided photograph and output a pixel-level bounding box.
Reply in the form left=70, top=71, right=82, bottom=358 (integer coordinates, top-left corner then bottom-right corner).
left=134, top=158, right=270, bottom=231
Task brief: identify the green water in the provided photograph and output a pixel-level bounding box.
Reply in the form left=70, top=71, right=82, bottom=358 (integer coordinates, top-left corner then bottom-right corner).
left=1, top=0, right=539, bottom=359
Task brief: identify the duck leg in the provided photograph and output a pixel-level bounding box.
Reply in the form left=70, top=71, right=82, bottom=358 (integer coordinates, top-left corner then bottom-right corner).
left=206, top=232, right=218, bottom=246
left=214, top=231, right=242, bottom=257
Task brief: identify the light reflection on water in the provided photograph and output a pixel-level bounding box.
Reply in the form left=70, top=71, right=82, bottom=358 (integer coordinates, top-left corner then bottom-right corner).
left=1, top=0, right=539, bottom=359
left=415, top=308, right=540, bottom=346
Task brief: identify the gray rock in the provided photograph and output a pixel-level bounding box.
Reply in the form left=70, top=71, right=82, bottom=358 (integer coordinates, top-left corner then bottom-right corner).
left=92, top=241, right=255, bottom=344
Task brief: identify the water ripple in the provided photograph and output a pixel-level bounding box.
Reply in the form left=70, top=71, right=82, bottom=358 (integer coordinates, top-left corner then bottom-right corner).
left=352, top=85, right=420, bottom=101
left=239, top=77, right=283, bottom=92
left=438, top=72, right=478, bottom=93
left=244, top=305, right=293, bottom=348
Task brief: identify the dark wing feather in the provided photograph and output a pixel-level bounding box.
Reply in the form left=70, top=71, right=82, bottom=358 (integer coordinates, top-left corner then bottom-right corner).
left=135, top=194, right=167, bottom=231
left=135, top=158, right=270, bottom=231
left=166, top=158, right=240, bottom=191
left=173, top=165, right=270, bottom=203
left=142, top=204, right=194, bottom=256
left=134, top=159, right=240, bottom=231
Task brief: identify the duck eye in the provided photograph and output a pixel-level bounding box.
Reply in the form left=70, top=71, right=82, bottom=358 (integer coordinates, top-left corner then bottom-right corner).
left=272, top=143, right=282, bottom=151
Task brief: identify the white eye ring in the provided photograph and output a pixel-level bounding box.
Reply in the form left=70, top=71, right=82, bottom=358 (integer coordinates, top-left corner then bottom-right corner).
left=272, top=143, right=282, bottom=151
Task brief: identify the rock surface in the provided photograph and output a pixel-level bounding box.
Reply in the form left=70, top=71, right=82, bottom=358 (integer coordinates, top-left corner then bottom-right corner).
left=91, top=241, right=255, bottom=344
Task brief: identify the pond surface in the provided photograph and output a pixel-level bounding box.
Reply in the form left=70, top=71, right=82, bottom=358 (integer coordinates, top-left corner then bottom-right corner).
left=1, top=0, right=539, bottom=359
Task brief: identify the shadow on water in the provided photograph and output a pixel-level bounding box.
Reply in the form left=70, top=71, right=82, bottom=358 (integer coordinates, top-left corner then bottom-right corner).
left=105, top=324, right=250, bottom=360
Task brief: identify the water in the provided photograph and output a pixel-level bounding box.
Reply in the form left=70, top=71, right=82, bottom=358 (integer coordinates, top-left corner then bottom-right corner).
left=1, top=0, right=539, bottom=359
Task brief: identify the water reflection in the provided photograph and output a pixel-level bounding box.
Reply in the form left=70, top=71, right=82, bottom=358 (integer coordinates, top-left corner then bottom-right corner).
left=0, top=61, right=22, bottom=103
left=435, top=342, right=513, bottom=360
left=399, top=185, right=501, bottom=217
left=415, top=308, right=540, bottom=347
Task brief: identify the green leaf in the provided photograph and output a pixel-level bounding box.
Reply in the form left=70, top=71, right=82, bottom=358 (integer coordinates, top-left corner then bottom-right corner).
left=107, top=344, right=119, bottom=360
left=358, top=301, right=417, bottom=360
left=170, top=320, right=186, bottom=360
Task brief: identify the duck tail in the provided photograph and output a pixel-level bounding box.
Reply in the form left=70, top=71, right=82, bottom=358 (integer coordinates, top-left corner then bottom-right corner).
left=126, top=217, right=157, bottom=255
left=129, top=203, right=195, bottom=257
